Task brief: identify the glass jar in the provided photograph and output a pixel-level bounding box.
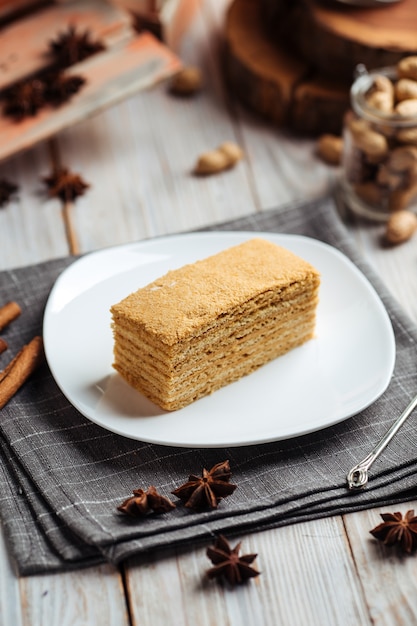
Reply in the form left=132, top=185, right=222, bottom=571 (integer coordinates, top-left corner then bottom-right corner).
left=341, top=64, right=417, bottom=221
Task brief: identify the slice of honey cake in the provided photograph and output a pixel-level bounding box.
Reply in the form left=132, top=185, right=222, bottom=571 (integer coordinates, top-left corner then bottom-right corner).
left=110, top=237, right=320, bottom=411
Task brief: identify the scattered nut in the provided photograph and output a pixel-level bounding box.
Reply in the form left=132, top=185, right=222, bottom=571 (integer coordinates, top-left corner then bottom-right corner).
left=316, top=134, right=343, bottom=165
left=170, top=66, right=202, bottom=96
left=385, top=210, right=417, bottom=244
left=193, top=142, right=243, bottom=175
left=397, top=56, right=417, bottom=81
left=193, top=149, right=231, bottom=175
left=218, top=141, right=244, bottom=165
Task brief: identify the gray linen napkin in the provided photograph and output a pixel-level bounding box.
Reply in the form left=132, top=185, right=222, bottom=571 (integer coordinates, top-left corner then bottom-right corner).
left=1, top=195, right=416, bottom=575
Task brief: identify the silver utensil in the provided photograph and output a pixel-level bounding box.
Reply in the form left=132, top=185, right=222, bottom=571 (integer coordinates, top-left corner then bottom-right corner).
left=347, top=392, right=417, bottom=490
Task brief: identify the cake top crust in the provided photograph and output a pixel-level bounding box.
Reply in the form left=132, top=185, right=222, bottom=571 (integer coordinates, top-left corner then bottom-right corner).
left=111, top=237, right=320, bottom=345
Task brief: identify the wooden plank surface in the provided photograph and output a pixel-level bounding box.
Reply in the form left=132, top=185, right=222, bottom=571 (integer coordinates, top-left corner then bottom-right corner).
left=0, top=141, right=69, bottom=269
left=126, top=519, right=370, bottom=626
left=1, top=0, right=417, bottom=625
left=0, top=522, right=23, bottom=626
left=19, top=563, right=130, bottom=626
left=344, top=506, right=417, bottom=626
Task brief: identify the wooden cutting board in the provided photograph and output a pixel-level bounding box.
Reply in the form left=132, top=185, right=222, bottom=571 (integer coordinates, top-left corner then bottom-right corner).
left=224, top=0, right=350, bottom=136
left=261, top=0, right=417, bottom=81
left=225, top=0, right=417, bottom=135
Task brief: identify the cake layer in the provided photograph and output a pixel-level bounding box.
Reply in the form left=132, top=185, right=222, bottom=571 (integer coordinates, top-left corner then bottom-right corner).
left=224, top=0, right=350, bottom=136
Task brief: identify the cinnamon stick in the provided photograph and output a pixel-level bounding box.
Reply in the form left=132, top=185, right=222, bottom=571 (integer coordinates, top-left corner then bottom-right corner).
left=0, top=338, right=7, bottom=354
left=0, top=301, right=22, bottom=331
left=0, top=336, right=44, bottom=409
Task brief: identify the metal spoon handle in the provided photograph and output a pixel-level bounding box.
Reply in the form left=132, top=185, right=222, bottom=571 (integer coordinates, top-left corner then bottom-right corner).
left=347, top=392, right=417, bottom=490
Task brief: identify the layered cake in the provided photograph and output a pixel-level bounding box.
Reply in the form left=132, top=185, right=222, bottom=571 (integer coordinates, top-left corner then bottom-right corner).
left=110, top=237, right=320, bottom=411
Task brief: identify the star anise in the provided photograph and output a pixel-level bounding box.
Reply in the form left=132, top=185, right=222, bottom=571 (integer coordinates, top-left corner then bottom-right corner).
left=43, top=168, right=90, bottom=203
left=118, top=488, right=150, bottom=516
left=172, top=460, right=237, bottom=511
left=48, top=25, right=105, bottom=69
left=0, top=179, right=18, bottom=207
left=117, top=485, right=176, bottom=517
left=44, top=71, right=86, bottom=107
left=206, top=535, right=260, bottom=586
left=370, top=510, right=417, bottom=553
left=3, top=78, right=45, bottom=121
left=146, top=485, right=176, bottom=513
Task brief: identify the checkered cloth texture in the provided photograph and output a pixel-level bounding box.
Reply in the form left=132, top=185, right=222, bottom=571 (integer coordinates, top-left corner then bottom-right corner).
left=0, top=195, right=416, bottom=575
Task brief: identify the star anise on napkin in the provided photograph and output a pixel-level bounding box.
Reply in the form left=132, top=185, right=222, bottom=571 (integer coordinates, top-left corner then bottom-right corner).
left=370, top=510, right=417, bottom=553
left=172, top=460, right=237, bottom=511
left=206, top=535, right=260, bottom=586
left=0, top=180, right=18, bottom=207
left=48, top=25, right=105, bottom=69
left=43, top=168, right=90, bottom=203
left=3, top=78, right=45, bottom=120
left=44, top=72, right=86, bottom=107
left=117, top=485, right=176, bottom=517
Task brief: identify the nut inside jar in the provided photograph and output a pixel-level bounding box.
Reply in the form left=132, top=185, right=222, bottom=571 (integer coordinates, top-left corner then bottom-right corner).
left=342, top=59, right=417, bottom=221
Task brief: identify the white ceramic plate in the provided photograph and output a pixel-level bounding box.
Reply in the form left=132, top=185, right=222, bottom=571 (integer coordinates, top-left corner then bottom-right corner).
left=43, top=232, right=395, bottom=448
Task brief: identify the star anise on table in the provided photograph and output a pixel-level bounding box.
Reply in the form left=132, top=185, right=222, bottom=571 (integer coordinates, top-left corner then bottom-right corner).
left=43, top=168, right=90, bottom=203
left=44, top=72, right=86, bottom=107
left=117, top=485, right=176, bottom=517
left=206, top=535, right=260, bottom=587
left=370, top=509, right=417, bottom=553
left=0, top=179, right=18, bottom=207
left=48, top=25, right=105, bottom=69
left=171, top=460, right=237, bottom=511
left=2, top=78, right=45, bottom=121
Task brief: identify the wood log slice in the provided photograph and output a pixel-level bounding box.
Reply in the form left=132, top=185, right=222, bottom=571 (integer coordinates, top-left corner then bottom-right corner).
left=224, top=0, right=350, bottom=135
left=261, top=0, right=417, bottom=81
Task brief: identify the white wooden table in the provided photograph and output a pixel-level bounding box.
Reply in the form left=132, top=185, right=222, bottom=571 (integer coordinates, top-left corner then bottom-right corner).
left=1, top=2, right=417, bottom=624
